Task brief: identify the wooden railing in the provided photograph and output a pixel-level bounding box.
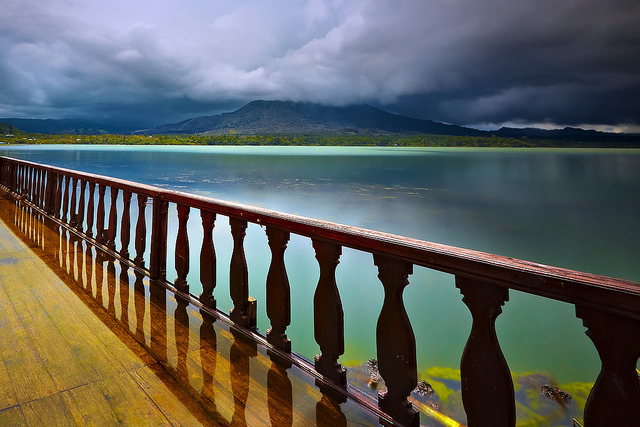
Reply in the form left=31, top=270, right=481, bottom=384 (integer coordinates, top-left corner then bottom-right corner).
left=2, top=155, right=640, bottom=426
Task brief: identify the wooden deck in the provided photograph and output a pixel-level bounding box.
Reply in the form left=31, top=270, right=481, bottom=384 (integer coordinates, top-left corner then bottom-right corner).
left=0, top=196, right=380, bottom=426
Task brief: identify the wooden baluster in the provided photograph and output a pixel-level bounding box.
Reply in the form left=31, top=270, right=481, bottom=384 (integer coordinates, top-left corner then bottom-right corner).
left=38, top=169, right=43, bottom=207
left=575, top=306, right=640, bottom=425
left=174, top=204, right=190, bottom=293
left=16, top=164, right=22, bottom=195
left=33, top=168, right=38, bottom=203
left=41, top=170, right=48, bottom=208
left=25, top=167, right=30, bottom=200
left=119, top=190, right=132, bottom=259
left=69, top=177, right=78, bottom=227
left=107, top=187, right=119, bottom=251
left=44, top=171, right=54, bottom=214
left=13, top=164, right=19, bottom=193
left=312, top=239, right=346, bottom=386
left=29, top=167, right=35, bottom=202
left=54, top=173, right=63, bottom=218
left=32, top=168, right=39, bottom=206
left=61, top=175, right=70, bottom=223
left=199, top=210, right=216, bottom=308
left=265, top=226, right=291, bottom=353
left=374, top=254, right=419, bottom=427
left=149, top=197, right=168, bottom=282
left=38, top=169, right=45, bottom=208
left=13, top=163, right=19, bottom=194
left=16, top=165, right=24, bottom=194
left=30, top=168, right=37, bottom=204
left=76, top=179, right=86, bottom=233
left=134, top=195, right=147, bottom=267
left=229, top=217, right=256, bottom=330
left=456, top=276, right=515, bottom=427
left=86, top=182, right=95, bottom=238
left=39, top=169, right=46, bottom=208
left=96, top=184, right=106, bottom=243
left=48, top=172, right=58, bottom=214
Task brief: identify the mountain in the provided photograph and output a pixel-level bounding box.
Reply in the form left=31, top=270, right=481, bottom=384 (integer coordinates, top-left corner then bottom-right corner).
left=141, top=100, right=487, bottom=136
left=0, top=118, right=138, bottom=134
left=1, top=121, right=19, bottom=135
left=4, top=102, right=639, bottom=145
left=494, top=126, right=640, bottom=144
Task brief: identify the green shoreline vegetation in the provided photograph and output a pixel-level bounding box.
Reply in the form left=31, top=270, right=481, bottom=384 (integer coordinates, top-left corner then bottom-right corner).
left=2, top=129, right=640, bottom=148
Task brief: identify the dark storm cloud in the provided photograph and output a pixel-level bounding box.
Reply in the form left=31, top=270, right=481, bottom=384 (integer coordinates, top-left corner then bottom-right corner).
left=1, top=0, right=639, bottom=129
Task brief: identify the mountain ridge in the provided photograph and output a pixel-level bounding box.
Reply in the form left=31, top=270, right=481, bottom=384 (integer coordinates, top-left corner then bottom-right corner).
left=3, top=101, right=639, bottom=144
left=140, top=100, right=487, bottom=136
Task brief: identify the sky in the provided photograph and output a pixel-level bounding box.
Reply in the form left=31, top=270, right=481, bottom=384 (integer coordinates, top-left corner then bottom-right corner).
left=1, top=0, right=639, bottom=131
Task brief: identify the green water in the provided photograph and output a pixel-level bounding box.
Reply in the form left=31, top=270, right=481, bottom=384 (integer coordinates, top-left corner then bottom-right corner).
left=2, top=144, right=639, bottom=385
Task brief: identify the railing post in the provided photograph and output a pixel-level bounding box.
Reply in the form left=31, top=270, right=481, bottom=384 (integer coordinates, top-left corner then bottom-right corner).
left=373, top=254, right=419, bottom=427
left=575, top=306, right=640, bottom=425
left=149, top=196, right=168, bottom=282
left=134, top=194, right=147, bottom=267
left=229, top=217, right=256, bottom=330
left=456, top=276, right=515, bottom=427
left=199, top=210, right=216, bottom=309
left=120, top=190, right=132, bottom=259
left=265, top=226, right=291, bottom=353
left=312, top=239, right=346, bottom=386
left=174, top=204, right=190, bottom=293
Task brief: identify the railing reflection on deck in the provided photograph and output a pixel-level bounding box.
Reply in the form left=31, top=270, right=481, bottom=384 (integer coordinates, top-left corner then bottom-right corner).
left=2, top=155, right=640, bottom=427
left=1, top=198, right=368, bottom=426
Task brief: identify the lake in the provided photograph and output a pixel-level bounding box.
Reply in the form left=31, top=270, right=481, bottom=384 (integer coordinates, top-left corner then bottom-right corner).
left=2, top=144, right=639, bottom=387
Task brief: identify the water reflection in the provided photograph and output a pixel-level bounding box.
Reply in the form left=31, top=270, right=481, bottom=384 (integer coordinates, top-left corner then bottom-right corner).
left=0, top=197, right=379, bottom=427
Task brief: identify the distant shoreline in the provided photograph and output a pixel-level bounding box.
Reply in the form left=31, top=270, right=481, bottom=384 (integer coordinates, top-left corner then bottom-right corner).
left=2, top=132, right=640, bottom=149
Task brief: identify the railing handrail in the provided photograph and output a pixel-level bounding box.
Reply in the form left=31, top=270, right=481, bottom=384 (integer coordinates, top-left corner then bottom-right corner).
left=2, top=155, right=638, bottom=317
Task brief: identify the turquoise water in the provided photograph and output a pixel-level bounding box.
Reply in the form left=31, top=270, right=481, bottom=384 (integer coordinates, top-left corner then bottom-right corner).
left=2, top=144, right=639, bottom=384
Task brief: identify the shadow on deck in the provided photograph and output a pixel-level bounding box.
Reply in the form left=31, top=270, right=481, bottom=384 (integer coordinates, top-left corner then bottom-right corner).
left=0, top=196, right=380, bottom=426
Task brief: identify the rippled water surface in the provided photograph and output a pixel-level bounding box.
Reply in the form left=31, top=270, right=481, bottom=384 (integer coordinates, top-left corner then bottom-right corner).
left=2, top=144, right=639, bottom=384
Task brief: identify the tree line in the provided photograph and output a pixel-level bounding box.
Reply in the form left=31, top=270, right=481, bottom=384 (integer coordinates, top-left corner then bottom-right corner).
left=1, top=129, right=636, bottom=148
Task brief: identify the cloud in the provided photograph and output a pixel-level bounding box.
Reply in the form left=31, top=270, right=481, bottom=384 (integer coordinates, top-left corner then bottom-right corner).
left=0, top=0, right=639, bottom=128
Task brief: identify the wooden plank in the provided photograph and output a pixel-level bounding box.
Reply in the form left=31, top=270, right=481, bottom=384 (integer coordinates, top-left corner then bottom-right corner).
left=130, top=362, right=218, bottom=426
left=0, top=405, right=27, bottom=426
left=60, top=382, right=120, bottom=426
left=0, top=271, right=57, bottom=404
left=22, top=393, right=75, bottom=427
left=94, top=371, right=172, bottom=425
left=6, top=258, right=100, bottom=392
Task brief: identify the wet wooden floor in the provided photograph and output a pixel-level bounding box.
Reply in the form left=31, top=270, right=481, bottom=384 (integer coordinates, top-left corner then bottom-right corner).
left=0, top=196, right=380, bottom=426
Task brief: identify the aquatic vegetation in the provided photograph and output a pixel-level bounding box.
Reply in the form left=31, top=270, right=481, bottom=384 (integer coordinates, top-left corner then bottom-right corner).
left=347, top=361, right=594, bottom=427
left=541, top=385, right=571, bottom=406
